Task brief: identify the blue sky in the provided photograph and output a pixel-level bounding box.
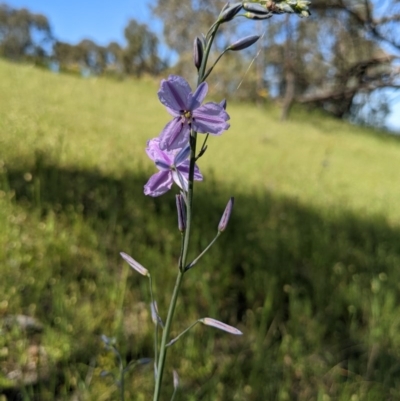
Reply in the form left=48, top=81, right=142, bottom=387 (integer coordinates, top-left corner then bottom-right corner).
left=7, top=0, right=158, bottom=46
left=5, top=0, right=400, bottom=131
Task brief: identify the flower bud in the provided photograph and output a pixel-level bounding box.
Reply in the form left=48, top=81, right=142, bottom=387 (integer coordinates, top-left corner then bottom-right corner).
left=173, top=370, right=179, bottom=389
left=176, top=194, right=186, bottom=232
left=219, top=99, right=227, bottom=110
left=150, top=301, right=164, bottom=327
left=299, top=9, right=311, bottom=17
left=219, top=2, right=243, bottom=22
left=193, top=37, right=203, bottom=70
left=276, top=3, right=294, bottom=13
left=228, top=35, right=260, bottom=52
left=218, top=197, right=234, bottom=232
left=200, top=317, right=243, bottom=335
left=244, top=12, right=273, bottom=20
left=120, top=252, right=150, bottom=276
left=243, top=2, right=270, bottom=15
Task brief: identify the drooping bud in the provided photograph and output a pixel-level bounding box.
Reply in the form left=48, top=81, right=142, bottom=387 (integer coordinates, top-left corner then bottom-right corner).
left=176, top=194, right=186, bottom=232
left=243, top=2, right=270, bottom=15
left=218, top=197, right=234, bottom=232
left=120, top=252, right=150, bottom=277
left=193, top=37, right=203, bottom=70
left=150, top=301, right=164, bottom=327
left=173, top=370, right=179, bottom=389
left=200, top=317, right=243, bottom=335
left=228, top=35, right=260, bottom=52
left=218, top=2, right=243, bottom=22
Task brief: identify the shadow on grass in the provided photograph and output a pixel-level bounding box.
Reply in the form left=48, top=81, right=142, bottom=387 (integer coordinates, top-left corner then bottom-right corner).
left=3, top=152, right=400, bottom=400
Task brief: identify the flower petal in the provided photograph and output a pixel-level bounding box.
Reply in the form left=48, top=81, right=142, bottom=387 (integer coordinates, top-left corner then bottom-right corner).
left=155, top=160, right=170, bottom=170
left=146, top=138, right=172, bottom=166
left=158, top=75, right=191, bottom=111
left=172, top=170, right=188, bottom=191
left=165, top=106, right=180, bottom=118
left=188, top=82, right=208, bottom=110
left=177, top=161, right=203, bottom=181
left=144, top=170, right=173, bottom=197
left=174, top=144, right=191, bottom=166
left=159, top=118, right=190, bottom=151
left=192, top=102, right=230, bottom=135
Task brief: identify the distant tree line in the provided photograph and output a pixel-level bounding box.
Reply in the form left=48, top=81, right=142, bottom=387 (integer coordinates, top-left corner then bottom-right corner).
left=1, top=2, right=400, bottom=125
left=153, top=0, right=400, bottom=126
left=0, top=4, right=166, bottom=77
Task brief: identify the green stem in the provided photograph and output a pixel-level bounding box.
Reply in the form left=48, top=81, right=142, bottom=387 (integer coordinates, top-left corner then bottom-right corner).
left=166, top=320, right=200, bottom=347
left=199, top=22, right=221, bottom=84
left=202, top=49, right=228, bottom=82
left=152, top=18, right=222, bottom=401
left=152, top=270, right=184, bottom=401
left=185, top=232, right=221, bottom=272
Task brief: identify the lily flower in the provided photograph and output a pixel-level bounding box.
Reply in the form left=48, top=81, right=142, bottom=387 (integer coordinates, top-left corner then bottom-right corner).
left=144, top=138, right=203, bottom=197
left=157, top=75, right=230, bottom=150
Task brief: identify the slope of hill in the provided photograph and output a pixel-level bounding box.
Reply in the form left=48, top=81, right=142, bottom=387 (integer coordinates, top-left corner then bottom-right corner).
left=2, top=60, right=400, bottom=222
left=1, top=59, right=400, bottom=400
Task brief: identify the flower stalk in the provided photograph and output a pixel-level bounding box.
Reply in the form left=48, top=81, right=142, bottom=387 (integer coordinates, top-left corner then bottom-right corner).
left=152, top=16, right=224, bottom=401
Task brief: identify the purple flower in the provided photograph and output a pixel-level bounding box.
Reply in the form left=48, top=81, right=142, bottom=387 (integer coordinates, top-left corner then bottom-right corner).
left=157, top=75, right=230, bottom=150
left=144, top=138, right=203, bottom=197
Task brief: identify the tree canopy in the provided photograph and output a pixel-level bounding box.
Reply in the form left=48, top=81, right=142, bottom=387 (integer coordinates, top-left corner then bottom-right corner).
left=0, top=4, right=52, bottom=61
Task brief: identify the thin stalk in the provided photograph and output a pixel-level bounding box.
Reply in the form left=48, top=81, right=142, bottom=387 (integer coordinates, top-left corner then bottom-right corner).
left=166, top=320, right=200, bottom=347
left=152, top=270, right=184, bottom=401
left=202, top=49, right=228, bottom=82
left=199, top=22, right=221, bottom=84
left=185, top=232, right=221, bottom=271
left=114, top=348, right=124, bottom=401
left=148, top=276, right=159, bottom=366
left=152, top=19, right=221, bottom=401
left=196, top=133, right=209, bottom=161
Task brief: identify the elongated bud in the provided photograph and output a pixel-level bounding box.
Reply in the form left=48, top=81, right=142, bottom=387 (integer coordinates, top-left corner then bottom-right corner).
left=193, top=37, right=203, bottom=70
left=120, top=252, right=150, bottom=277
left=173, top=370, right=179, bottom=389
left=176, top=194, right=186, bottom=232
left=228, top=35, right=260, bottom=51
left=244, top=12, right=273, bottom=20
left=218, top=197, right=234, bottom=231
left=200, top=317, right=243, bottom=335
left=150, top=301, right=164, bottom=327
left=243, top=2, right=270, bottom=15
left=219, top=2, right=243, bottom=22
left=220, top=99, right=227, bottom=110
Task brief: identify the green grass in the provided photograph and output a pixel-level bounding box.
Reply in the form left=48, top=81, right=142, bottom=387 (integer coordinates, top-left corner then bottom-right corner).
left=1, top=59, right=400, bottom=400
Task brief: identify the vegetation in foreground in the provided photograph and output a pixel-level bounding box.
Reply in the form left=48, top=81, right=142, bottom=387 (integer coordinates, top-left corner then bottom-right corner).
left=1, top=60, right=400, bottom=400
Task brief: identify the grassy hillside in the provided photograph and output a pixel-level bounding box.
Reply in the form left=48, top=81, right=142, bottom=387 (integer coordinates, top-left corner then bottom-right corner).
left=1, top=59, right=400, bottom=400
